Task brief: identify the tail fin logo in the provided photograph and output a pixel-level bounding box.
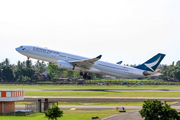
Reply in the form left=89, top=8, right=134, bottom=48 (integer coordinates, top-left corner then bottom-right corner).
left=144, top=56, right=161, bottom=72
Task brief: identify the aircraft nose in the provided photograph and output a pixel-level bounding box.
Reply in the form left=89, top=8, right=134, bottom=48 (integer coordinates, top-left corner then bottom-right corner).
left=15, top=47, right=20, bottom=52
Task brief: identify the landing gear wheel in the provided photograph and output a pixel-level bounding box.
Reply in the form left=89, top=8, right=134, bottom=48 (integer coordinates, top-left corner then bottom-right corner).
left=26, top=57, right=30, bottom=63
left=80, top=72, right=83, bottom=76
left=83, top=73, right=88, bottom=79
left=87, top=76, right=91, bottom=80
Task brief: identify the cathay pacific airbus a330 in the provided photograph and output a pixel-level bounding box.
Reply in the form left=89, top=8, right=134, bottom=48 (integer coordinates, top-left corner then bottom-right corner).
left=16, top=45, right=165, bottom=79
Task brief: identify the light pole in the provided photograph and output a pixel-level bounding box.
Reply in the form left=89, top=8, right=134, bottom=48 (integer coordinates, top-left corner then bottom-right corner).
left=1, top=69, right=3, bottom=81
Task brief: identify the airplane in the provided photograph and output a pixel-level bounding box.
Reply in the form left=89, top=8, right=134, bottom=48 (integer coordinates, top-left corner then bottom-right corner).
left=16, top=45, right=165, bottom=79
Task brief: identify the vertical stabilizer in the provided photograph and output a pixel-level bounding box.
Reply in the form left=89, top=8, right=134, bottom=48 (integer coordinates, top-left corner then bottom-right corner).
left=135, top=53, right=165, bottom=72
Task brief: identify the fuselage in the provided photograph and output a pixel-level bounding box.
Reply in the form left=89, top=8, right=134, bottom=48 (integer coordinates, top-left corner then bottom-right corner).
left=16, top=45, right=147, bottom=78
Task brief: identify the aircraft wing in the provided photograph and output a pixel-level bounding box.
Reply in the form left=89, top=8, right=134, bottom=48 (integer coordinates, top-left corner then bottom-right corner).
left=69, top=55, right=102, bottom=68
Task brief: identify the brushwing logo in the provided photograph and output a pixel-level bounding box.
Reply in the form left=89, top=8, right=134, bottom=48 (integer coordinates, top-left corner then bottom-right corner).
left=144, top=56, right=161, bottom=71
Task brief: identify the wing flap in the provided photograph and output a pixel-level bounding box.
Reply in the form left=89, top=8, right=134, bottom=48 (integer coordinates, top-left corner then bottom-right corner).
left=69, top=55, right=102, bottom=68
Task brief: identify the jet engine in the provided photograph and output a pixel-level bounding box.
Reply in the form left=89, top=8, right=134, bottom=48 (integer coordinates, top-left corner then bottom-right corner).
left=57, top=61, right=74, bottom=70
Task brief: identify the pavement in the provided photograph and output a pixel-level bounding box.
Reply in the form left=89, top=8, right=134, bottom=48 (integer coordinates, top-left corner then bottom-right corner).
left=102, top=111, right=144, bottom=120
left=15, top=105, right=142, bottom=110
left=2, top=89, right=180, bottom=91
left=58, top=105, right=142, bottom=110
left=22, top=96, right=180, bottom=102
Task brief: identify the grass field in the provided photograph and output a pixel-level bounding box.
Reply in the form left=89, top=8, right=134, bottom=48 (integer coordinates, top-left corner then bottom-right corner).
left=24, top=91, right=180, bottom=97
left=0, top=112, right=112, bottom=120
left=1, top=84, right=180, bottom=89
left=36, top=78, right=161, bottom=82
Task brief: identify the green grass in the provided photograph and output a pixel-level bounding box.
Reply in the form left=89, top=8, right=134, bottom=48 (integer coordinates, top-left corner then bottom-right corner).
left=1, top=84, right=180, bottom=89
left=24, top=91, right=180, bottom=97
left=0, top=112, right=112, bottom=120
left=0, top=110, right=136, bottom=120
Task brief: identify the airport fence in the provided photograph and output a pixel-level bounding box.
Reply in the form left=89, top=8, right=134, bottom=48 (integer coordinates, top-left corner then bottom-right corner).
left=0, top=80, right=180, bottom=85
left=0, top=102, right=38, bottom=116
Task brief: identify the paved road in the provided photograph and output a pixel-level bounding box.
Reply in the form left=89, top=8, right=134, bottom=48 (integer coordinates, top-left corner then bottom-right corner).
left=58, top=105, right=142, bottom=110
left=2, top=89, right=180, bottom=91
left=102, top=111, right=144, bottom=120
left=16, top=105, right=142, bottom=110
left=21, top=96, right=180, bottom=102
left=16, top=104, right=180, bottom=111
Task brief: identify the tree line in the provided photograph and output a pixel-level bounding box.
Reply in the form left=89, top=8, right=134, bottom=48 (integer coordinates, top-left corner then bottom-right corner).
left=1, top=58, right=180, bottom=82
left=160, top=61, right=180, bottom=81
left=0, top=58, right=103, bottom=82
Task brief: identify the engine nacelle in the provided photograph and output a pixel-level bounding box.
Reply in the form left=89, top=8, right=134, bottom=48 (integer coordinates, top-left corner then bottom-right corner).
left=57, top=61, right=74, bottom=70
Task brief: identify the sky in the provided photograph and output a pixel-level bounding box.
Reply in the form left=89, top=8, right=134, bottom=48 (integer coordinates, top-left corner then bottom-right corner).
left=0, top=0, right=180, bottom=65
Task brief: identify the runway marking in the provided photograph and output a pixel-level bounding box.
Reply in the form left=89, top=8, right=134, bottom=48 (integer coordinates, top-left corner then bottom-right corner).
left=70, top=108, right=76, bottom=110
left=101, top=114, right=118, bottom=120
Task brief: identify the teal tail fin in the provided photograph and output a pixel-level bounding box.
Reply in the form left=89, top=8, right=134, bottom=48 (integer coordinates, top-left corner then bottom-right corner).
left=135, top=53, right=165, bottom=72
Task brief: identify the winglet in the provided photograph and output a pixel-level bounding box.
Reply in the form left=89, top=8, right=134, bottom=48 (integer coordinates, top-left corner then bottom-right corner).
left=117, top=61, right=123, bottom=65
left=96, top=55, right=102, bottom=59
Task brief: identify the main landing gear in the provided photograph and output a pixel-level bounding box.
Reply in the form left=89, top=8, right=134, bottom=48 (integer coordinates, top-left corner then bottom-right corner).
left=80, top=71, right=91, bottom=80
left=27, top=57, right=30, bottom=64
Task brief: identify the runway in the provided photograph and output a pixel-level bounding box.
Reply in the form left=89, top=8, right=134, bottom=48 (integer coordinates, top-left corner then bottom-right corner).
left=22, top=96, right=180, bottom=102
left=9, top=89, right=180, bottom=91
left=15, top=104, right=180, bottom=112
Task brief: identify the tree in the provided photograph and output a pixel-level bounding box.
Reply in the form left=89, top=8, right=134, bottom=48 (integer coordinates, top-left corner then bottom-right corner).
left=172, top=61, right=175, bottom=66
left=14, top=60, right=35, bottom=82
left=34, top=60, right=47, bottom=73
left=63, top=70, right=73, bottom=78
left=175, top=71, right=180, bottom=81
left=44, top=105, right=63, bottom=120
left=26, top=60, right=33, bottom=68
left=139, top=99, right=180, bottom=120
left=72, top=71, right=81, bottom=79
left=47, top=63, right=63, bottom=80
left=95, top=73, right=103, bottom=79
left=176, top=60, right=180, bottom=67
left=0, top=65, right=14, bottom=81
left=22, top=67, right=35, bottom=79
left=4, top=58, right=10, bottom=66
left=87, top=72, right=96, bottom=80
left=21, top=76, right=31, bottom=82
left=160, top=65, right=180, bottom=81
